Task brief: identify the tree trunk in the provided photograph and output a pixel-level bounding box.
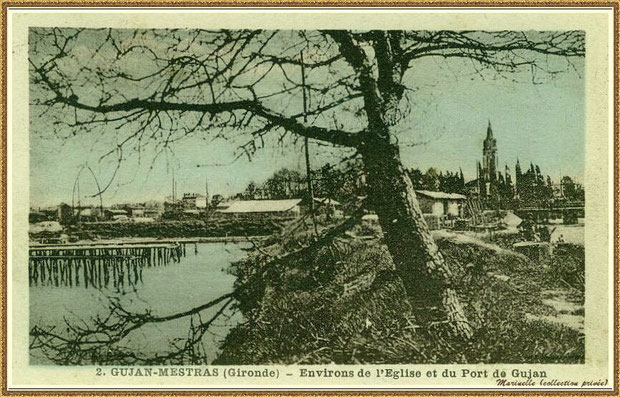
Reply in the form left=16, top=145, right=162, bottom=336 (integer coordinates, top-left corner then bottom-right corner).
left=360, top=139, right=473, bottom=340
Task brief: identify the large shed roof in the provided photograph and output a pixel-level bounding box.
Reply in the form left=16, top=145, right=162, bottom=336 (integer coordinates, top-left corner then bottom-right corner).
left=415, top=190, right=467, bottom=200
left=219, top=199, right=302, bottom=214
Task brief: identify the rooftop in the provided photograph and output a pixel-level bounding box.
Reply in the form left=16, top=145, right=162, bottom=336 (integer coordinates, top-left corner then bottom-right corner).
left=415, top=190, right=467, bottom=200
left=219, top=199, right=302, bottom=214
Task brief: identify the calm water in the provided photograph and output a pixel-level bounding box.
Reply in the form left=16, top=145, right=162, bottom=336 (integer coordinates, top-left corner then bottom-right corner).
left=29, top=242, right=248, bottom=365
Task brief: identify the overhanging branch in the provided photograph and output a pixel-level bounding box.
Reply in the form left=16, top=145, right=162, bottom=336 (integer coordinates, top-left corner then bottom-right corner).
left=53, top=94, right=362, bottom=148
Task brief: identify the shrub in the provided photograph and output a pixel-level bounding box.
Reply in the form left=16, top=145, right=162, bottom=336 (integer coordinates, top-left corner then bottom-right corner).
left=547, top=244, right=585, bottom=291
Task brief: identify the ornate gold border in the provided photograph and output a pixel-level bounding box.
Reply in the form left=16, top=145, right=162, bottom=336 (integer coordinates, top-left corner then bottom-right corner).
left=0, top=1, right=617, bottom=396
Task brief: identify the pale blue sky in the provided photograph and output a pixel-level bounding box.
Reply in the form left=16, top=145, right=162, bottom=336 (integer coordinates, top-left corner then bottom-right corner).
left=29, top=35, right=585, bottom=208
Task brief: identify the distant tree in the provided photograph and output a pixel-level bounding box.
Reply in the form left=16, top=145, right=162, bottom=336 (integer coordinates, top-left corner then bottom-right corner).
left=262, top=168, right=304, bottom=199
left=315, top=163, right=342, bottom=201
left=424, top=167, right=441, bottom=191
left=211, top=194, right=224, bottom=207
left=546, top=175, right=554, bottom=200
left=561, top=176, right=584, bottom=202
left=408, top=168, right=465, bottom=194
left=243, top=181, right=259, bottom=199
left=408, top=168, right=425, bottom=189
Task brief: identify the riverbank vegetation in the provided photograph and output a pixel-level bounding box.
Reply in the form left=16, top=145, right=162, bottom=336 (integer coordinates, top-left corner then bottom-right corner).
left=215, top=217, right=585, bottom=364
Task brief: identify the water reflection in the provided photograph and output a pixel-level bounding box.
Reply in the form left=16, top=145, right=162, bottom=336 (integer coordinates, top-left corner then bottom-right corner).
left=29, top=242, right=247, bottom=365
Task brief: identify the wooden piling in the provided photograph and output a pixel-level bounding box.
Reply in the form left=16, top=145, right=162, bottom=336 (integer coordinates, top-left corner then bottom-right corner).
left=29, top=242, right=189, bottom=290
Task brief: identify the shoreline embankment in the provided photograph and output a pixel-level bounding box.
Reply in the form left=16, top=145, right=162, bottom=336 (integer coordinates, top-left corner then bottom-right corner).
left=57, top=219, right=281, bottom=240
left=30, top=235, right=268, bottom=247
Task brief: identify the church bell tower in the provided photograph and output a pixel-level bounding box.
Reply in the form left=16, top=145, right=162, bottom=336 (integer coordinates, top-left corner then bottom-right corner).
left=482, top=120, right=498, bottom=181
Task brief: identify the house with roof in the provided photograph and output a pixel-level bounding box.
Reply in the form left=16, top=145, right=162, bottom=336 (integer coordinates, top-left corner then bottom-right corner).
left=416, top=190, right=467, bottom=218
left=73, top=206, right=104, bottom=222
left=218, top=199, right=302, bottom=218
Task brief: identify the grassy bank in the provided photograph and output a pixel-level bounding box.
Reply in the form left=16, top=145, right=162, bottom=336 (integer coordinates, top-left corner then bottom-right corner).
left=215, top=220, right=584, bottom=364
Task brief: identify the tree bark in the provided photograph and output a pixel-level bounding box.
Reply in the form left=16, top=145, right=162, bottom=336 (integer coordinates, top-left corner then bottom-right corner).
left=360, top=138, right=473, bottom=340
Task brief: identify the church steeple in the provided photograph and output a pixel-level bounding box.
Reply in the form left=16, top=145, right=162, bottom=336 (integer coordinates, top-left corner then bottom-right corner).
left=486, top=120, right=493, bottom=139
left=482, top=120, right=498, bottom=182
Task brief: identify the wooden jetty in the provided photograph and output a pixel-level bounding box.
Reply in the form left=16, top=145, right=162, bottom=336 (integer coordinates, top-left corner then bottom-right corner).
left=29, top=242, right=192, bottom=289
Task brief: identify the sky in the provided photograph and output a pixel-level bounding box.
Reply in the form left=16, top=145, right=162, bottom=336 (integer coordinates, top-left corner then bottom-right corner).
left=29, top=31, right=585, bottom=208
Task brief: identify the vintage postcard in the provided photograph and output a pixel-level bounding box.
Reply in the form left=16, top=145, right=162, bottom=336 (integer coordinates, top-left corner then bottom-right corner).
left=2, top=4, right=617, bottom=393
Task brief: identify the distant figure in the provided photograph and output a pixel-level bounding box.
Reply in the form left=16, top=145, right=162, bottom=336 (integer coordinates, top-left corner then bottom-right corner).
left=558, top=234, right=565, bottom=243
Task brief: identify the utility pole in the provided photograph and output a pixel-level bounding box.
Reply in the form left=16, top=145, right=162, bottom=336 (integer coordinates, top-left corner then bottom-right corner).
left=205, top=176, right=209, bottom=209
left=172, top=170, right=176, bottom=203
left=301, top=50, right=318, bottom=235
left=77, top=177, right=81, bottom=225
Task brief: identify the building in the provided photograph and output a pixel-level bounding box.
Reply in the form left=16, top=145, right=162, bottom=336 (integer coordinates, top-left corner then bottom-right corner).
left=104, top=209, right=128, bottom=220
left=416, top=190, right=466, bottom=217
left=473, top=121, right=499, bottom=196
left=143, top=208, right=162, bottom=218
left=218, top=199, right=302, bottom=217
left=123, top=205, right=146, bottom=217
left=216, top=200, right=232, bottom=211
left=195, top=196, right=208, bottom=209
left=466, top=121, right=517, bottom=203
left=181, top=193, right=208, bottom=210
left=482, top=120, right=498, bottom=182
left=57, top=203, right=73, bottom=224
left=73, top=206, right=102, bottom=222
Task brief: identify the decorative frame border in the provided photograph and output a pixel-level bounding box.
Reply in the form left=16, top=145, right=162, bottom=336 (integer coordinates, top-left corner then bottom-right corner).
left=0, top=1, right=617, bottom=395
